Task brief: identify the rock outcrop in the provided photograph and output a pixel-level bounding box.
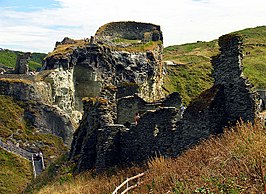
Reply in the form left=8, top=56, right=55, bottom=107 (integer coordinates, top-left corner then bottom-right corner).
left=0, top=75, right=74, bottom=145
left=42, top=21, right=165, bottom=126
left=69, top=34, right=259, bottom=173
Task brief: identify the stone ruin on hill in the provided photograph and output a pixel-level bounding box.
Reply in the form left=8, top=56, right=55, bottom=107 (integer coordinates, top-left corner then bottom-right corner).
left=14, top=52, right=31, bottom=74
left=0, top=21, right=260, bottom=172
left=69, top=34, right=259, bottom=173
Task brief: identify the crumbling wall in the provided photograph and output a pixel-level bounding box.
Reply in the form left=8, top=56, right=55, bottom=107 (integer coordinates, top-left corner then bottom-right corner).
left=117, top=92, right=182, bottom=124
left=117, top=94, right=156, bottom=124
left=69, top=97, right=116, bottom=172
left=95, top=21, right=163, bottom=42
left=211, top=34, right=258, bottom=124
left=120, top=107, right=179, bottom=164
left=14, top=52, right=31, bottom=74
left=69, top=97, right=179, bottom=172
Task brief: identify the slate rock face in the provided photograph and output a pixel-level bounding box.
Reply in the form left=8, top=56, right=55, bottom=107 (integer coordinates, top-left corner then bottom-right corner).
left=69, top=34, right=259, bottom=173
left=0, top=76, right=74, bottom=146
left=24, top=102, right=74, bottom=146
left=44, top=44, right=164, bottom=105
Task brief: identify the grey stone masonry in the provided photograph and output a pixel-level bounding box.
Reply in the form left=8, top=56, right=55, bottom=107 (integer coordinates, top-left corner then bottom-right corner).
left=14, top=52, right=31, bottom=74
left=211, top=34, right=259, bottom=124
left=69, top=97, right=115, bottom=172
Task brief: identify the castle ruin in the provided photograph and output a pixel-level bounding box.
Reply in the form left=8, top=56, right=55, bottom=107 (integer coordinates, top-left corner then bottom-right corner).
left=69, top=33, right=259, bottom=172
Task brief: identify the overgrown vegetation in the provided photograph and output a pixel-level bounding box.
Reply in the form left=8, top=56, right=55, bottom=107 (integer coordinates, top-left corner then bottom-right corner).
left=26, top=120, right=266, bottom=194
left=46, top=40, right=87, bottom=59
left=163, top=26, right=266, bottom=105
left=111, top=40, right=162, bottom=52
left=0, top=95, right=67, bottom=193
left=0, top=49, right=46, bottom=70
left=0, top=149, right=32, bottom=194
left=47, top=37, right=162, bottom=59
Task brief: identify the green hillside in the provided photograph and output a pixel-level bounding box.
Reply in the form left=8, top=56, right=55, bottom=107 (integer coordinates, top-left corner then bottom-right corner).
left=0, top=95, right=67, bottom=194
left=0, top=49, right=46, bottom=71
left=163, top=26, right=266, bottom=105
left=0, top=149, right=32, bottom=194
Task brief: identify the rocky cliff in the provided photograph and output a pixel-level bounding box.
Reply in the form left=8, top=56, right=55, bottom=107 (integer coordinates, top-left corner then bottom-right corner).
left=0, top=75, right=74, bottom=145
left=42, top=21, right=165, bottom=125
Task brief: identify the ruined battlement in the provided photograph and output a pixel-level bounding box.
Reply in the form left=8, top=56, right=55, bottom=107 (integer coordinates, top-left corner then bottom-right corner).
left=218, top=34, right=243, bottom=52
left=95, top=21, right=163, bottom=42
left=212, top=34, right=258, bottom=123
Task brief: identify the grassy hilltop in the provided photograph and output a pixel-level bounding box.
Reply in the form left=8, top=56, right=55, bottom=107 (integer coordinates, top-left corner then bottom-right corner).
left=163, top=26, right=266, bottom=105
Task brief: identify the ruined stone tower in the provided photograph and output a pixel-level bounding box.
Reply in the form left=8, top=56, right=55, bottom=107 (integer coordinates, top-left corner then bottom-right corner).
left=211, top=34, right=258, bottom=124
left=14, top=52, right=31, bottom=74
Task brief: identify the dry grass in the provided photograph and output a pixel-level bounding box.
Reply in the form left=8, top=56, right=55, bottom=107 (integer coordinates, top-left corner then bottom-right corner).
left=35, top=120, right=266, bottom=194
left=0, top=77, right=33, bottom=84
left=46, top=40, right=88, bottom=59
left=142, top=120, right=266, bottom=193
left=35, top=166, right=145, bottom=194
left=111, top=40, right=162, bottom=52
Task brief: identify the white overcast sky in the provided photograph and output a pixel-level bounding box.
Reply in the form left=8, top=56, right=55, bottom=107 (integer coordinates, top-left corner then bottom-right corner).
left=0, top=0, right=265, bottom=53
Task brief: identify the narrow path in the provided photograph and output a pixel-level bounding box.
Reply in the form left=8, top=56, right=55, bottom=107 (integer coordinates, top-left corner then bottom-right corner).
left=0, top=138, right=45, bottom=178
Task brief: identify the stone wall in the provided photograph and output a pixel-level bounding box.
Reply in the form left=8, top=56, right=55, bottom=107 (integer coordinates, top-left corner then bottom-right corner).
left=211, top=34, right=258, bottom=124
left=69, top=97, right=115, bottom=172
left=117, top=92, right=182, bottom=124
left=120, top=107, right=179, bottom=164
left=14, top=52, right=31, bottom=74
left=95, top=21, right=163, bottom=42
